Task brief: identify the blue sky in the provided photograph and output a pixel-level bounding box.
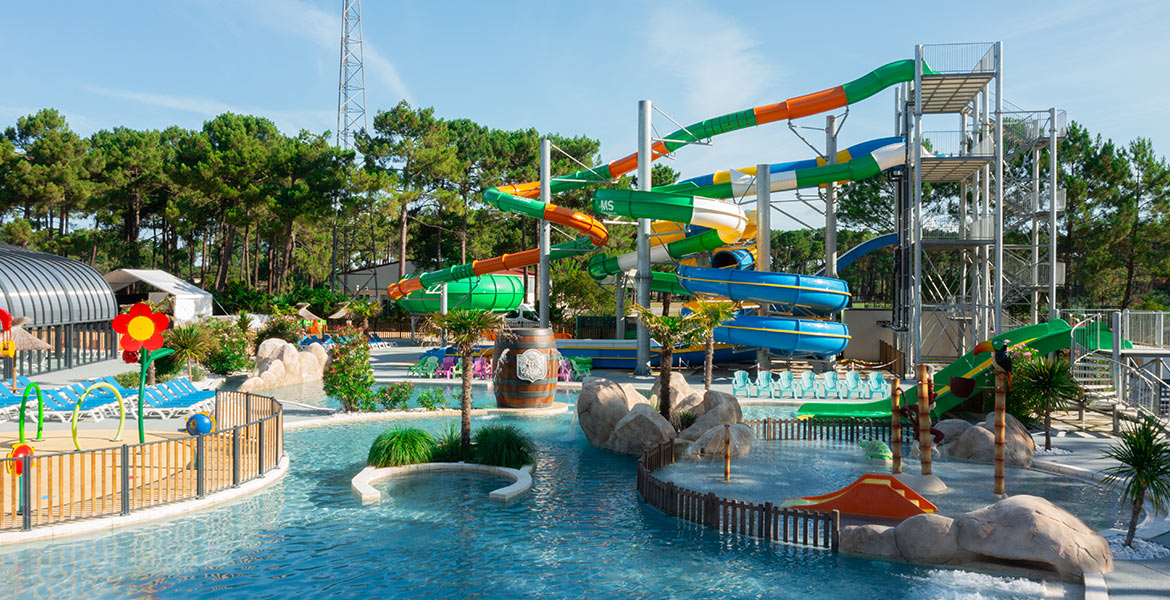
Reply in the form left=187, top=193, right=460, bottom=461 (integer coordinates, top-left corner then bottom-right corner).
left=1, top=0, right=1166, bottom=228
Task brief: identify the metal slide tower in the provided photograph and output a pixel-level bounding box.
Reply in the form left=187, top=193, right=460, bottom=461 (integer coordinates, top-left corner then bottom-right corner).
left=336, top=0, right=367, bottom=151
left=890, top=43, right=1065, bottom=373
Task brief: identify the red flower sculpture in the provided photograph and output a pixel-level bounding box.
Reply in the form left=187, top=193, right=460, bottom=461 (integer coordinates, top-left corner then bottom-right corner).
left=122, top=350, right=140, bottom=364
left=112, top=303, right=169, bottom=352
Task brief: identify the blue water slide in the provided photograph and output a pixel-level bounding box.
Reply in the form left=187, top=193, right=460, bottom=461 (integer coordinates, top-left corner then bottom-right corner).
left=677, top=265, right=850, bottom=317
left=710, top=248, right=755, bottom=270
left=816, top=232, right=897, bottom=276
left=713, top=314, right=850, bottom=358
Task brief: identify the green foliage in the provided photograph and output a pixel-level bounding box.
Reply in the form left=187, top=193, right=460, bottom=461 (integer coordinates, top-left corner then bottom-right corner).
left=672, top=410, right=698, bottom=433
left=256, top=314, right=302, bottom=349
left=322, top=325, right=375, bottom=412
left=1103, top=418, right=1170, bottom=546
left=417, top=388, right=448, bottom=411
left=204, top=318, right=253, bottom=375
left=430, top=423, right=470, bottom=463
left=377, top=381, right=414, bottom=411
left=629, top=304, right=702, bottom=419
left=271, top=286, right=348, bottom=321
left=215, top=280, right=271, bottom=314
left=165, top=322, right=215, bottom=377
left=687, top=301, right=737, bottom=390
left=1011, top=355, right=1081, bottom=448
left=366, top=427, right=436, bottom=467
left=114, top=371, right=138, bottom=389
left=472, top=424, right=536, bottom=469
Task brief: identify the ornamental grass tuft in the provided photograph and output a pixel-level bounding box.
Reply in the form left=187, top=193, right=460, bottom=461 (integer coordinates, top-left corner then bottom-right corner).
left=472, top=424, right=536, bottom=469
left=367, top=427, right=435, bottom=467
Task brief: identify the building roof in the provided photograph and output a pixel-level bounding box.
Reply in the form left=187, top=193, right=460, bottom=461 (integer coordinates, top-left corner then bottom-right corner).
left=0, top=244, right=119, bottom=326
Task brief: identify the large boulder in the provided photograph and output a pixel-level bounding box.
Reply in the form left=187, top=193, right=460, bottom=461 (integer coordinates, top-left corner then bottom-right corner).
left=577, top=378, right=638, bottom=447
left=619, top=383, right=648, bottom=407
left=677, top=398, right=741, bottom=443
left=695, top=389, right=743, bottom=422
left=950, top=413, right=1033, bottom=466
left=687, top=423, right=754, bottom=458
left=980, top=412, right=1036, bottom=451
left=934, top=419, right=972, bottom=447
left=673, top=391, right=704, bottom=416
left=839, top=524, right=901, bottom=559
left=895, top=514, right=972, bottom=564
left=256, top=338, right=286, bottom=362
left=956, top=495, right=1112, bottom=577
left=245, top=337, right=327, bottom=392
left=307, top=342, right=328, bottom=366
left=649, top=372, right=697, bottom=412
left=603, top=403, right=675, bottom=455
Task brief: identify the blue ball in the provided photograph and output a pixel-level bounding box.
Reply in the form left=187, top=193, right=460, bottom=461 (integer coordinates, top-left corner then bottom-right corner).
left=186, top=413, right=214, bottom=436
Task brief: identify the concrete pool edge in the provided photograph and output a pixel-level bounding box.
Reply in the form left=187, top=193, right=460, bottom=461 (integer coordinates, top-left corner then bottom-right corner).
left=351, top=462, right=534, bottom=503
left=285, top=403, right=569, bottom=429
left=0, top=454, right=290, bottom=547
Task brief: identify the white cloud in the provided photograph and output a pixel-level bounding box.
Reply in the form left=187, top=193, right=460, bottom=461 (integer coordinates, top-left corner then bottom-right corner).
left=82, top=85, right=235, bottom=115
left=240, top=0, right=412, bottom=104
left=647, top=0, right=778, bottom=117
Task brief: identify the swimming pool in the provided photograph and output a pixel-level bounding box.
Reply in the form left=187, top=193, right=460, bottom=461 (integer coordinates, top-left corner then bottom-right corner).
left=222, top=378, right=577, bottom=411
left=0, top=404, right=1076, bottom=598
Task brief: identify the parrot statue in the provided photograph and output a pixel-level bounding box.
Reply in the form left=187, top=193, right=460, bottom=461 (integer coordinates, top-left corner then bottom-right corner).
left=974, top=338, right=1012, bottom=389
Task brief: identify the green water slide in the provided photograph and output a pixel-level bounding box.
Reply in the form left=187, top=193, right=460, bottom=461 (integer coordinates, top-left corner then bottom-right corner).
left=796, top=319, right=1083, bottom=419
left=396, top=274, right=525, bottom=314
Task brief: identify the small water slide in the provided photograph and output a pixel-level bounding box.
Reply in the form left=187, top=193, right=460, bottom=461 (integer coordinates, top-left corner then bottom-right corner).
left=795, top=319, right=1076, bottom=418
left=815, top=232, right=898, bottom=276
left=387, top=60, right=923, bottom=305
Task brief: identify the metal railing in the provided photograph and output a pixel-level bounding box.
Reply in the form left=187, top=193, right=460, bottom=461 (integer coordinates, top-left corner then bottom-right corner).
left=0, top=392, right=283, bottom=532
left=636, top=439, right=838, bottom=550
left=922, top=130, right=995, bottom=158
left=922, top=42, right=997, bottom=74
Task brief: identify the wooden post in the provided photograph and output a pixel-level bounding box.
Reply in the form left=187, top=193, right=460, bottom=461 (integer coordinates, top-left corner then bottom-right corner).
left=723, top=424, right=731, bottom=481
left=915, top=364, right=932, bottom=475
left=994, top=369, right=1007, bottom=495
left=891, top=380, right=901, bottom=474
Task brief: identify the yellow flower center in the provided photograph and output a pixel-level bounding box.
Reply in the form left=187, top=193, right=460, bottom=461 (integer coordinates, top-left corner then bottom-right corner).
left=127, top=315, right=155, bottom=340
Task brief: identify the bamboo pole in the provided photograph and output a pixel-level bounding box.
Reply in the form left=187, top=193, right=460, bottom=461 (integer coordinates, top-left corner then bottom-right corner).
left=994, top=369, right=1007, bottom=495
left=915, top=364, right=932, bottom=475
left=891, top=380, right=902, bottom=474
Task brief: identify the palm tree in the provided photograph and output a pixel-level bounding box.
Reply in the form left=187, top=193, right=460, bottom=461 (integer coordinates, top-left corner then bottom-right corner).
left=428, top=309, right=505, bottom=453
left=1012, top=355, right=1081, bottom=450
left=687, top=301, right=736, bottom=391
left=629, top=304, right=702, bottom=421
left=348, top=298, right=380, bottom=331
left=1102, top=417, right=1170, bottom=547
left=166, top=323, right=214, bottom=378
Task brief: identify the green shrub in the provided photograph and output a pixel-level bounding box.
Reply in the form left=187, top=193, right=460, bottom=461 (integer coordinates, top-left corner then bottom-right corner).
left=473, top=423, right=536, bottom=469
left=114, top=371, right=138, bottom=389
left=215, top=279, right=272, bottom=314
left=378, top=382, right=414, bottom=411
left=204, top=318, right=253, bottom=375
left=255, top=314, right=302, bottom=349
left=430, top=423, right=469, bottom=463
left=417, top=388, right=448, bottom=411
left=671, top=410, right=698, bottom=433
left=367, top=427, right=435, bottom=467
left=322, top=325, right=376, bottom=412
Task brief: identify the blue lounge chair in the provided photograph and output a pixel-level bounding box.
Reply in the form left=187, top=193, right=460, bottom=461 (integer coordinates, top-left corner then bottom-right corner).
left=868, top=372, right=888, bottom=398
left=821, top=371, right=843, bottom=399
left=796, top=372, right=819, bottom=399
left=755, top=370, right=776, bottom=399
left=774, top=371, right=795, bottom=398
left=844, top=371, right=867, bottom=399
left=731, top=370, right=755, bottom=397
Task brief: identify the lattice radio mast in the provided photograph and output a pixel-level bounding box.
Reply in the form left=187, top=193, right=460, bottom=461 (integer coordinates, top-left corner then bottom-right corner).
left=336, top=0, right=367, bottom=150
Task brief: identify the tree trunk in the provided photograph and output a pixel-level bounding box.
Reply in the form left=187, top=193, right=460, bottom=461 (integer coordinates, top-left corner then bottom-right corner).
left=1044, top=407, right=1052, bottom=450
left=281, top=222, right=296, bottom=293
left=659, top=347, right=673, bottom=421
left=461, top=347, right=473, bottom=454
left=214, top=223, right=237, bottom=292
left=705, top=332, right=715, bottom=391
left=662, top=291, right=671, bottom=316
left=1126, top=488, right=1144, bottom=547
left=460, top=186, right=469, bottom=263
left=241, top=223, right=251, bottom=287
left=398, top=210, right=409, bottom=280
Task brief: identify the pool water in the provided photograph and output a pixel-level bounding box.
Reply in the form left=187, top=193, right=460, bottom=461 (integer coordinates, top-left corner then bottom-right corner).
left=223, top=379, right=574, bottom=411
left=0, top=408, right=1076, bottom=598
left=659, top=440, right=1126, bottom=530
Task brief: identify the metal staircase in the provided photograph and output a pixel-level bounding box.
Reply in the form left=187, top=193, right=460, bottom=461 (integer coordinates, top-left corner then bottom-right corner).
left=1069, top=314, right=1170, bottom=431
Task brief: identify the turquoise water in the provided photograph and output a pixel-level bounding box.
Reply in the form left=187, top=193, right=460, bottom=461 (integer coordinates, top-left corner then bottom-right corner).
left=224, top=379, right=508, bottom=411
left=0, top=395, right=1073, bottom=598
left=659, top=440, right=1126, bottom=530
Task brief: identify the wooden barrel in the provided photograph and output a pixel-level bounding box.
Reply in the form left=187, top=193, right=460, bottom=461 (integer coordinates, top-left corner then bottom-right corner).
left=493, top=328, right=558, bottom=408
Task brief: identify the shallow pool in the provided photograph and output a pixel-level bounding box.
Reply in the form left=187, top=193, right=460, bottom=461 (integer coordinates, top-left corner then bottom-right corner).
left=0, top=409, right=1076, bottom=598
left=224, top=378, right=580, bottom=411
left=659, top=440, right=1126, bottom=529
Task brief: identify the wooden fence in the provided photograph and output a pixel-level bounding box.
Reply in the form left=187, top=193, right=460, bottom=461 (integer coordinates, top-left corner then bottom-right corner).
left=636, top=439, right=839, bottom=550
left=0, top=392, right=283, bottom=532
left=744, top=417, right=915, bottom=445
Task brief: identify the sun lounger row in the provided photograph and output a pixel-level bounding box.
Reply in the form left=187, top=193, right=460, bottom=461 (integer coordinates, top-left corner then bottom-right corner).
left=0, top=376, right=215, bottom=422
left=732, top=370, right=889, bottom=400
left=405, top=355, right=594, bottom=381
left=300, top=332, right=394, bottom=348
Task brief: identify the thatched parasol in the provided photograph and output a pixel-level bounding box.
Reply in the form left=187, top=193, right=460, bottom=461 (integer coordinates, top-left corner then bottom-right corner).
left=5, top=316, right=51, bottom=391
left=295, top=302, right=322, bottom=321
left=327, top=301, right=353, bottom=320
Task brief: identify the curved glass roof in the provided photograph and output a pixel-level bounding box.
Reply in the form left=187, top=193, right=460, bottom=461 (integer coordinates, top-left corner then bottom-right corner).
left=0, top=244, right=118, bottom=326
